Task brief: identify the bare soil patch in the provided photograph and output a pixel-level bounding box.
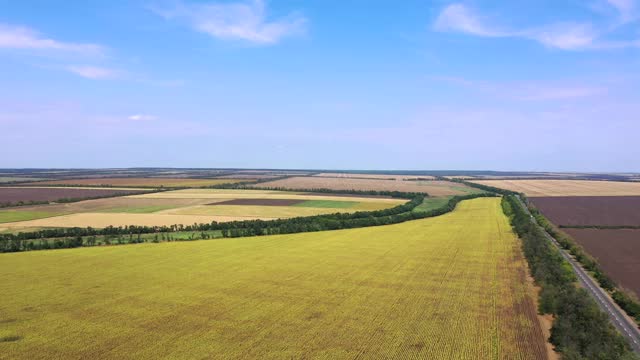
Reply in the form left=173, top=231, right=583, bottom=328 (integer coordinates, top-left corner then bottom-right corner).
left=530, top=196, right=640, bottom=226
left=212, top=198, right=305, bottom=206
left=0, top=187, right=145, bottom=204
left=565, top=228, right=640, bottom=297
left=34, top=178, right=242, bottom=188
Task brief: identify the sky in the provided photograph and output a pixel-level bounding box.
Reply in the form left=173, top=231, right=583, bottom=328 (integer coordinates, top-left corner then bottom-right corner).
left=1, top=0, right=639, bottom=171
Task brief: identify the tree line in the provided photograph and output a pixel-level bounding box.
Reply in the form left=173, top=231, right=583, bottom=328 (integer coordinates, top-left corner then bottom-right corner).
left=502, top=195, right=637, bottom=359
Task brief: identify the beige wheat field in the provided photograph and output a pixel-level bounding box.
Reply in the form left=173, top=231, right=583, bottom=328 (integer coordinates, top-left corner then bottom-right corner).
left=470, top=179, right=640, bottom=197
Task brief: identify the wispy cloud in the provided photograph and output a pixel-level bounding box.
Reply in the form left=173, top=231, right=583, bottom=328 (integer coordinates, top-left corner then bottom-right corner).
left=433, top=3, right=637, bottom=50
left=128, top=114, right=157, bottom=121
left=0, top=23, right=103, bottom=55
left=606, top=0, right=637, bottom=22
left=152, top=0, right=306, bottom=45
left=67, top=65, right=119, bottom=79
left=434, top=4, right=505, bottom=37
left=432, top=75, right=607, bottom=101
left=525, top=23, right=598, bottom=50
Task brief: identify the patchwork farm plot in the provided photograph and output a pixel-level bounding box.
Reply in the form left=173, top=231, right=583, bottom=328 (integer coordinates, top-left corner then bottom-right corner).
left=0, top=198, right=548, bottom=359
left=0, top=189, right=405, bottom=230
left=0, top=187, right=147, bottom=206
left=564, top=228, right=640, bottom=297
left=471, top=179, right=640, bottom=197
left=529, top=196, right=640, bottom=227
left=32, top=177, right=246, bottom=188
left=312, top=173, right=435, bottom=180
left=0, top=177, right=48, bottom=184
left=253, top=176, right=481, bottom=196
left=528, top=195, right=640, bottom=298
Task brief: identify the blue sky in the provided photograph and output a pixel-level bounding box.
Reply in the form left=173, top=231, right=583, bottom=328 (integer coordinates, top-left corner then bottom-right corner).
left=1, top=0, right=639, bottom=171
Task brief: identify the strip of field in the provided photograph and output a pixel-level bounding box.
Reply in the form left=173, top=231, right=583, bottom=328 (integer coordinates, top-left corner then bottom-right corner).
left=252, top=177, right=480, bottom=196
left=169, top=205, right=353, bottom=219
left=100, top=205, right=180, bottom=214
left=133, top=188, right=406, bottom=203
left=0, top=187, right=146, bottom=204
left=564, top=228, right=640, bottom=298
left=0, top=177, right=48, bottom=183
left=312, top=173, right=435, bottom=180
left=0, top=213, right=256, bottom=228
left=530, top=196, right=640, bottom=226
left=0, top=198, right=547, bottom=359
left=0, top=211, right=59, bottom=223
left=292, top=200, right=357, bottom=208
left=33, top=178, right=245, bottom=188
left=214, top=198, right=306, bottom=206
left=212, top=198, right=362, bottom=208
left=471, top=179, right=640, bottom=197
left=412, top=196, right=453, bottom=213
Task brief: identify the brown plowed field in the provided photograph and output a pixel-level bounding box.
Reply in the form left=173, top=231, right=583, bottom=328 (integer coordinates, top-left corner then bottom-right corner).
left=253, top=177, right=479, bottom=196
left=530, top=196, right=640, bottom=226
left=564, top=229, right=640, bottom=297
left=0, top=187, right=145, bottom=204
left=34, top=178, right=243, bottom=188
left=212, top=198, right=305, bottom=206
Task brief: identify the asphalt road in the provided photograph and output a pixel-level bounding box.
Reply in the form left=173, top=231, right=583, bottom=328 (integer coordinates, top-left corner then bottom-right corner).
left=515, top=195, right=640, bottom=354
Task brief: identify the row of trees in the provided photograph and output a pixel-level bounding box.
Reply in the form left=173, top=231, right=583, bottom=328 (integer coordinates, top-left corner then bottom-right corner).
left=0, top=192, right=495, bottom=253
left=502, top=195, right=637, bottom=359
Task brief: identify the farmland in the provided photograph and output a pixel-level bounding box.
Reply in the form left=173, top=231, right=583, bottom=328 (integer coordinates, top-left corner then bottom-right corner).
left=564, top=229, right=640, bottom=297
left=253, top=177, right=481, bottom=196
left=471, top=179, right=640, bottom=197
left=0, top=198, right=548, bottom=359
left=312, top=172, right=435, bottom=180
left=0, top=187, right=146, bottom=205
left=529, top=196, right=640, bottom=226
left=0, top=177, right=48, bottom=183
left=0, top=189, right=404, bottom=229
left=528, top=195, right=640, bottom=299
left=33, top=178, right=245, bottom=188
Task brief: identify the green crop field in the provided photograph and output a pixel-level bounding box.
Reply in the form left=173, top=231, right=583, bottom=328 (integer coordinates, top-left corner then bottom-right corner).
left=413, top=196, right=453, bottom=213
left=0, top=210, right=61, bottom=223
left=0, top=198, right=546, bottom=359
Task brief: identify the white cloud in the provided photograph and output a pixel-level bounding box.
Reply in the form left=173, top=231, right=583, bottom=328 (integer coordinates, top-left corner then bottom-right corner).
left=67, top=65, right=119, bottom=79
left=525, top=23, right=598, bottom=50
left=128, top=114, right=157, bottom=121
left=606, top=0, right=636, bottom=22
left=0, top=23, right=103, bottom=55
left=433, top=3, right=635, bottom=50
left=434, top=4, right=504, bottom=37
left=514, top=84, right=605, bottom=101
left=153, top=0, right=306, bottom=45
